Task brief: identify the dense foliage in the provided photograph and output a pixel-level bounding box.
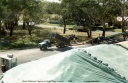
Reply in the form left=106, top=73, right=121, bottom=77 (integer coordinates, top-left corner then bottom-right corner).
left=0, top=0, right=43, bottom=36
left=60, top=0, right=124, bottom=37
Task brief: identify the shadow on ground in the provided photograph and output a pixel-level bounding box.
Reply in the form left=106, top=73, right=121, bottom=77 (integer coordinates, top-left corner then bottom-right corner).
left=55, top=47, right=73, bottom=52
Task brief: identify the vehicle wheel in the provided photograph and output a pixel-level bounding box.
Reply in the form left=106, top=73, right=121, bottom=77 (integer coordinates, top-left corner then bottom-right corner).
left=40, top=47, right=42, bottom=50
left=60, top=43, right=65, bottom=48
left=43, top=45, right=47, bottom=50
left=56, top=45, right=59, bottom=48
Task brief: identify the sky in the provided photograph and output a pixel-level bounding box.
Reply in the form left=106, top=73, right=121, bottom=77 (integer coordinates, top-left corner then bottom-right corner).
left=46, top=0, right=60, bottom=3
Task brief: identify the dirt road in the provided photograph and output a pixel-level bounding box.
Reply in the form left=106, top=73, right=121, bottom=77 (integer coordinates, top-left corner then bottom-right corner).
left=0, top=44, right=91, bottom=65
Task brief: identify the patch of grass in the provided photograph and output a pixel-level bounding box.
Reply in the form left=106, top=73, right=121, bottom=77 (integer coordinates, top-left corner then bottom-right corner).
left=0, top=26, right=51, bottom=51
left=0, top=40, right=12, bottom=50
left=42, top=22, right=75, bottom=29
left=66, top=25, right=75, bottom=29
left=42, top=22, right=60, bottom=26
left=114, top=29, right=122, bottom=32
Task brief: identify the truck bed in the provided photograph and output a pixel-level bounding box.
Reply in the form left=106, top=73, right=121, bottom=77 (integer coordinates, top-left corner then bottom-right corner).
left=49, top=33, right=70, bottom=46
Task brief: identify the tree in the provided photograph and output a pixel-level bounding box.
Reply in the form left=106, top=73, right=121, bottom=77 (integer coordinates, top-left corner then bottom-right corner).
left=0, top=0, right=43, bottom=36
left=61, top=0, right=72, bottom=34
left=61, top=0, right=99, bottom=37
left=1, top=0, right=22, bottom=36
left=97, top=0, right=122, bottom=37
left=0, top=1, right=4, bottom=30
left=121, top=0, right=128, bottom=40
left=44, top=2, right=61, bottom=14
left=43, top=1, right=73, bottom=34
left=43, top=1, right=68, bottom=33
left=61, top=0, right=122, bottom=38
left=79, top=0, right=100, bottom=38
left=21, top=0, right=43, bottom=31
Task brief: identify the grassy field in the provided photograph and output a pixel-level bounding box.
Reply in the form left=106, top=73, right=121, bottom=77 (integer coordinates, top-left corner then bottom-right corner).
left=42, top=22, right=75, bottom=29
left=0, top=24, right=122, bottom=51
left=113, top=29, right=122, bottom=32
left=0, top=26, right=51, bottom=51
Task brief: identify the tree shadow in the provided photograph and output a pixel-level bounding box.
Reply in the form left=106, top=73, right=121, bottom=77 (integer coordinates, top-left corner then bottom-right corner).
left=39, top=46, right=73, bottom=52
left=40, top=48, right=54, bottom=51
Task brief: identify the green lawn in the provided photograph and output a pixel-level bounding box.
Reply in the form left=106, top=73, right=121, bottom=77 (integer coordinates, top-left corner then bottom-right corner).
left=0, top=26, right=51, bottom=51
left=42, top=22, right=75, bottom=29
left=114, top=29, right=122, bottom=32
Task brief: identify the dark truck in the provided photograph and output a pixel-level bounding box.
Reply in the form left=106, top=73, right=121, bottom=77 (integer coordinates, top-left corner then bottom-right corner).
left=38, top=39, right=51, bottom=50
left=38, top=33, right=70, bottom=50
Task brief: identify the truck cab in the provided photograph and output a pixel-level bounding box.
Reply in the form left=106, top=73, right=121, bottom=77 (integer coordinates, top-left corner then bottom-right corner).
left=38, top=39, right=51, bottom=50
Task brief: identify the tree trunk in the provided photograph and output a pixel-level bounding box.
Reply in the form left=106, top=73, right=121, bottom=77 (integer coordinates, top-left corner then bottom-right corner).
left=28, top=30, right=31, bottom=35
left=26, top=21, right=29, bottom=26
left=14, top=18, right=18, bottom=26
left=63, top=24, right=66, bottom=34
left=22, top=21, right=26, bottom=29
left=84, top=27, right=91, bottom=38
left=63, top=18, right=66, bottom=34
left=0, top=20, right=1, bottom=30
left=10, top=28, right=13, bottom=36
left=9, top=24, right=14, bottom=36
left=122, top=19, right=126, bottom=40
left=122, top=29, right=126, bottom=41
left=102, top=24, right=106, bottom=37
left=28, top=25, right=33, bottom=35
left=5, top=22, right=8, bottom=29
left=89, top=29, right=92, bottom=38
left=102, top=28, right=105, bottom=37
left=86, top=30, right=90, bottom=38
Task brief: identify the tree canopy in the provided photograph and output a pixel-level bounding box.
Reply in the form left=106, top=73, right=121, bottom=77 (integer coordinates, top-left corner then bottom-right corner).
left=60, top=0, right=124, bottom=37
left=0, top=0, right=43, bottom=36
left=0, top=0, right=127, bottom=37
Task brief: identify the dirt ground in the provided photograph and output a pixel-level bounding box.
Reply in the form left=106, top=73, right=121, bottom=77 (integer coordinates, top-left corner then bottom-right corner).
left=118, top=41, right=128, bottom=48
